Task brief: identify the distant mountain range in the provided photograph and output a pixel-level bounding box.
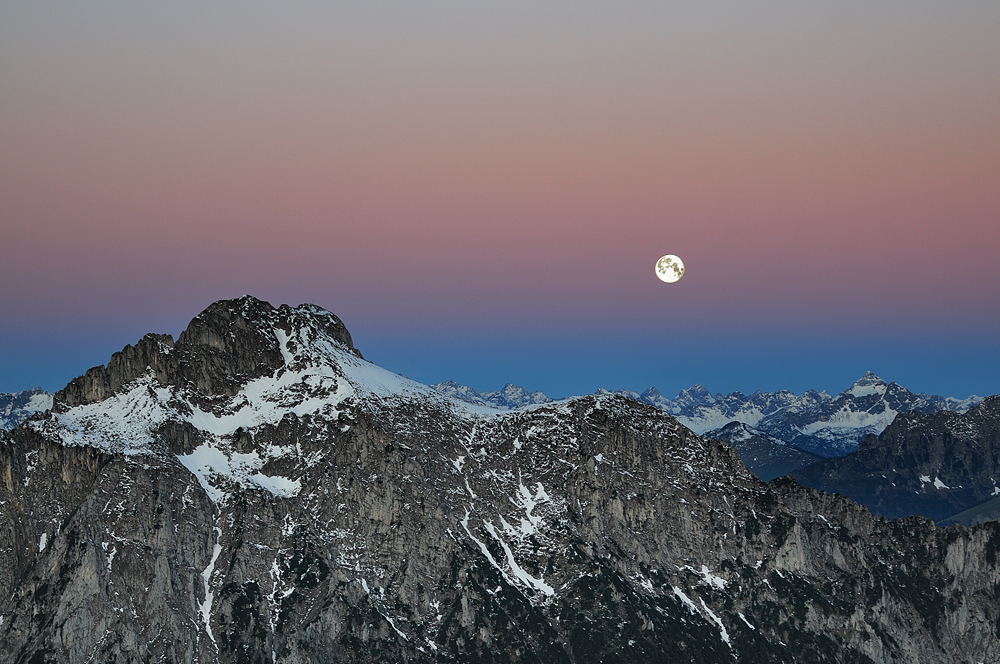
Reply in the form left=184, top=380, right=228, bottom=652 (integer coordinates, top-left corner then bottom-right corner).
left=430, top=380, right=552, bottom=410
left=0, top=387, right=52, bottom=430
left=792, top=395, right=1000, bottom=525
left=6, top=295, right=1000, bottom=662
left=433, top=372, right=982, bottom=461
left=703, top=421, right=823, bottom=482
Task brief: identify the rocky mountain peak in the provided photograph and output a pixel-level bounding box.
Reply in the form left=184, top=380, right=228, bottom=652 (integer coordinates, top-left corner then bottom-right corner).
left=845, top=371, right=887, bottom=397
left=8, top=297, right=1000, bottom=663
left=54, top=296, right=360, bottom=411
left=673, top=383, right=715, bottom=407
left=638, top=386, right=663, bottom=400
left=494, top=383, right=551, bottom=408
left=712, top=420, right=756, bottom=441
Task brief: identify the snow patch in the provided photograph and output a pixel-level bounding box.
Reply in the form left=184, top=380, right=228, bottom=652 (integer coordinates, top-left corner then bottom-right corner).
left=483, top=521, right=554, bottom=596
left=672, top=586, right=698, bottom=614
left=513, top=480, right=549, bottom=536
left=847, top=383, right=887, bottom=398
left=799, top=406, right=897, bottom=435
left=700, top=598, right=730, bottom=646
left=200, top=527, right=223, bottom=645
left=699, top=565, right=726, bottom=590
left=177, top=442, right=301, bottom=503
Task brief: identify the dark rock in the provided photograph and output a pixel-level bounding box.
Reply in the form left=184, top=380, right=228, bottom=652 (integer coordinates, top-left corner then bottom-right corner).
left=5, top=298, right=1000, bottom=663
left=707, top=421, right=822, bottom=481
left=792, top=396, right=1000, bottom=522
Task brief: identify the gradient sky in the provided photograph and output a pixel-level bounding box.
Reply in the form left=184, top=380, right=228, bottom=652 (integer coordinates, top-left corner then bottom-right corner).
left=2, top=2, right=999, bottom=400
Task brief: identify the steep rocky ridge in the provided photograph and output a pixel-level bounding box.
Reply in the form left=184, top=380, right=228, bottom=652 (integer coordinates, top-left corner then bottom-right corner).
left=2, top=297, right=1000, bottom=663
left=792, top=396, right=1000, bottom=523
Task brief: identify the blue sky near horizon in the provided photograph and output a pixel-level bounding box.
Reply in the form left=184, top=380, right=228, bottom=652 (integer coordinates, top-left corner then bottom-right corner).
left=2, top=303, right=995, bottom=402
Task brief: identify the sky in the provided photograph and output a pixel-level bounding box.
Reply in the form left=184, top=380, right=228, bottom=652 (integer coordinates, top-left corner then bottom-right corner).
left=2, top=2, right=998, bottom=400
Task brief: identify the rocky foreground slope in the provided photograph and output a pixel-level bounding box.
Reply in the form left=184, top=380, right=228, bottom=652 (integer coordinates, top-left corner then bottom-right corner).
left=2, top=296, right=1000, bottom=663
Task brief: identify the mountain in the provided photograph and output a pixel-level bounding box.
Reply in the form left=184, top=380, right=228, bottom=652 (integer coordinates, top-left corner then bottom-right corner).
left=651, top=372, right=982, bottom=457
left=792, top=396, right=1000, bottom=524
left=442, top=373, right=981, bottom=458
left=751, top=372, right=982, bottom=457
left=638, top=385, right=832, bottom=437
left=705, top=421, right=822, bottom=481
left=431, top=380, right=553, bottom=410
left=4, top=296, right=1000, bottom=662
left=0, top=387, right=52, bottom=430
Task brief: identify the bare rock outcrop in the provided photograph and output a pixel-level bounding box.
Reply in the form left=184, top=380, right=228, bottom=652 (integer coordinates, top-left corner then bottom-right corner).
left=4, top=297, right=1000, bottom=663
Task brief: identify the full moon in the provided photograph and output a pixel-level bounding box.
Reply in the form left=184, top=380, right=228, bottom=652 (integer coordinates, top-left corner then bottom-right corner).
left=655, top=255, right=685, bottom=283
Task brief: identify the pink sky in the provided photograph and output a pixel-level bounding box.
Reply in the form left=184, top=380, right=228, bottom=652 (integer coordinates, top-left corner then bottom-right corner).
left=1, top=2, right=998, bottom=396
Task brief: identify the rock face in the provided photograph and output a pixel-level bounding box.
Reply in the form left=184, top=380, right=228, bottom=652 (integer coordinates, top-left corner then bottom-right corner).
left=705, top=421, right=822, bottom=481
left=0, top=388, right=52, bottom=430
left=3, top=296, right=1000, bottom=663
left=792, top=396, right=1000, bottom=523
left=56, top=296, right=360, bottom=409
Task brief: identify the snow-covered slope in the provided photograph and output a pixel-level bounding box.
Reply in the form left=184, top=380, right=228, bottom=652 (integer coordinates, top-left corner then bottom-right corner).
left=0, top=388, right=52, bottom=430
left=35, top=299, right=497, bottom=504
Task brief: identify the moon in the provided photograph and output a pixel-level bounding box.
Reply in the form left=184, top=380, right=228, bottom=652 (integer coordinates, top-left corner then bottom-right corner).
left=655, top=255, right=685, bottom=283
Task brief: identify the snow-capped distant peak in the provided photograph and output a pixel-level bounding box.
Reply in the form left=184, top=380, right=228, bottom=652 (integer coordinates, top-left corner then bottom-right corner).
left=432, top=381, right=553, bottom=410
left=675, top=384, right=715, bottom=404
left=845, top=372, right=888, bottom=398
left=0, top=388, right=53, bottom=431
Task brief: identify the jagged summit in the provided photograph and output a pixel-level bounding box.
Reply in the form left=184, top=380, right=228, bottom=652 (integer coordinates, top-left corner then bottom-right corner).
left=638, top=386, right=663, bottom=400
left=7, top=297, right=1000, bottom=663
left=39, top=296, right=480, bottom=470
left=55, top=296, right=361, bottom=410
left=430, top=380, right=553, bottom=410
left=671, top=384, right=716, bottom=409
left=845, top=371, right=888, bottom=397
